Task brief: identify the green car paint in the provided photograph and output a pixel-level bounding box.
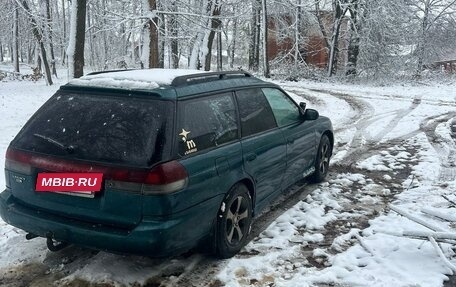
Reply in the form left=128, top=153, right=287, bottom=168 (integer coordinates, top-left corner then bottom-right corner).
left=0, top=71, right=333, bottom=256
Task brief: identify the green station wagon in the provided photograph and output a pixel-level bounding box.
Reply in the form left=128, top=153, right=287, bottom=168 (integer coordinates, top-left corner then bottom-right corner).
left=0, top=69, right=333, bottom=258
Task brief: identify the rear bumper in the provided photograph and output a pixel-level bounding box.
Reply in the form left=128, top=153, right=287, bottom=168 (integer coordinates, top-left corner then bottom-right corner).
left=0, top=189, right=221, bottom=257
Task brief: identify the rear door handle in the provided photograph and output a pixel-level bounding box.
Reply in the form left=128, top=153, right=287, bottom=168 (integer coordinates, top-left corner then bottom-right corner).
left=246, top=153, right=257, bottom=162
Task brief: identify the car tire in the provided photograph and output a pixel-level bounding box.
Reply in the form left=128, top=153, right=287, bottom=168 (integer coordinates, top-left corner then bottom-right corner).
left=311, top=134, right=331, bottom=183
left=215, top=183, right=252, bottom=259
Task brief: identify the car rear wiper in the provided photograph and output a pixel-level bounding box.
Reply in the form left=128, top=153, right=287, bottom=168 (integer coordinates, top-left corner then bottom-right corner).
left=33, top=133, right=77, bottom=154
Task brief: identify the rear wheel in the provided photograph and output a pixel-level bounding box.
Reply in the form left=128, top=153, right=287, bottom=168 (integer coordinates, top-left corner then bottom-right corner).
left=215, top=184, right=252, bottom=258
left=311, top=135, right=331, bottom=183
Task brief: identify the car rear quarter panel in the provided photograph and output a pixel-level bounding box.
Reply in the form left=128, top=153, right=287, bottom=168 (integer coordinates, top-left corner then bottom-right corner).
left=141, top=141, right=244, bottom=218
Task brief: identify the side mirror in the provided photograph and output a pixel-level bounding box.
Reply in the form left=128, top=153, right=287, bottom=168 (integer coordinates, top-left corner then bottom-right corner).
left=304, top=109, right=319, bottom=121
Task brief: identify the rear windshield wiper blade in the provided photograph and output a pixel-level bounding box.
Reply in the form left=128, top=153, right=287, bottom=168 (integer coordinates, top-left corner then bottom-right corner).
left=33, top=133, right=77, bottom=153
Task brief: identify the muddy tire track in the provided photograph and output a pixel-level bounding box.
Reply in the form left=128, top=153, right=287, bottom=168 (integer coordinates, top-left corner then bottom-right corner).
left=307, top=89, right=375, bottom=134
left=303, top=89, right=422, bottom=167
left=419, top=112, right=456, bottom=181
left=165, top=180, right=315, bottom=287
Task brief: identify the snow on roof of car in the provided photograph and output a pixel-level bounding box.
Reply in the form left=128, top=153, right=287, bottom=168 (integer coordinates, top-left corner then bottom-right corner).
left=68, top=69, right=206, bottom=90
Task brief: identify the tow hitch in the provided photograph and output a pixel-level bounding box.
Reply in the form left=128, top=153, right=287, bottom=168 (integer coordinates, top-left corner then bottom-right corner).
left=45, top=232, right=69, bottom=252
left=25, top=233, right=38, bottom=240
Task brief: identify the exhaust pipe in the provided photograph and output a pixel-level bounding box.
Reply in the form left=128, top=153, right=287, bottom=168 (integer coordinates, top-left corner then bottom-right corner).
left=45, top=232, right=69, bottom=252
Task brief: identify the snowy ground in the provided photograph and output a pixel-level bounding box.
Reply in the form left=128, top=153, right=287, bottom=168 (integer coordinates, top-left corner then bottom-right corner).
left=1, top=66, right=456, bottom=286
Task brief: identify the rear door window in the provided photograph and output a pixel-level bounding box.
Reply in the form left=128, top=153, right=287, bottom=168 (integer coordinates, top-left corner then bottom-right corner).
left=177, top=93, right=238, bottom=156
left=12, top=92, right=174, bottom=167
left=235, top=88, right=277, bottom=137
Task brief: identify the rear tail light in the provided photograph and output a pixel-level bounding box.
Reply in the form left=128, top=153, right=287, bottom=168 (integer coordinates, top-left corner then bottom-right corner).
left=142, top=161, right=188, bottom=194
left=5, top=147, right=33, bottom=174
left=5, top=147, right=188, bottom=194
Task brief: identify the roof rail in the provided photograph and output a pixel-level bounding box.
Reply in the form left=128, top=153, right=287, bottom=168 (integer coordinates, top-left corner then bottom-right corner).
left=86, top=68, right=135, bottom=76
left=171, top=70, right=253, bottom=87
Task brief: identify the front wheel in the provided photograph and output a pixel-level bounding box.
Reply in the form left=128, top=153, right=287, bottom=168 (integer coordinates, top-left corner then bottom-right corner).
left=311, top=135, right=332, bottom=183
left=215, top=184, right=252, bottom=259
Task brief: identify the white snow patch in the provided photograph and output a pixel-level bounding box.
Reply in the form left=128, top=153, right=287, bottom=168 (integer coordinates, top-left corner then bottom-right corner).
left=69, top=69, right=206, bottom=90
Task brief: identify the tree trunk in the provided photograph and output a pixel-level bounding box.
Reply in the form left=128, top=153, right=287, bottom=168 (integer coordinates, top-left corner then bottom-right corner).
left=416, top=0, right=430, bottom=77
left=261, top=0, right=270, bottom=78
left=36, top=44, right=42, bottom=72
left=131, top=1, right=137, bottom=65
left=20, top=0, right=53, bottom=84
left=13, top=1, right=20, bottom=73
left=87, top=3, right=96, bottom=68
left=169, top=1, right=179, bottom=68
left=27, top=42, right=32, bottom=64
left=102, top=0, right=108, bottom=69
left=327, top=1, right=345, bottom=77
left=67, top=0, right=87, bottom=79
left=0, top=41, right=3, bottom=63
left=230, top=18, right=237, bottom=68
left=159, top=12, right=165, bottom=68
left=61, top=0, right=66, bottom=65
left=44, top=0, right=57, bottom=76
left=294, top=0, right=302, bottom=68
left=188, top=0, right=209, bottom=69
left=146, top=0, right=159, bottom=68
left=204, top=0, right=221, bottom=71
left=249, top=0, right=261, bottom=71
left=216, top=30, right=222, bottom=71
left=346, top=1, right=360, bottom=77
left=315, top=0, right=329, bottom=50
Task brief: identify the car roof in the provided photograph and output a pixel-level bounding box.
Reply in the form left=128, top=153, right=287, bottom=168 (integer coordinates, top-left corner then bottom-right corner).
left=63, top=69, right=269, bottom=99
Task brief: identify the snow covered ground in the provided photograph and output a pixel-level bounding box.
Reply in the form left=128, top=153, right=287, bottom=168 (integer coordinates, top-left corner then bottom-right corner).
left=1, top=67, right=456, bottom=286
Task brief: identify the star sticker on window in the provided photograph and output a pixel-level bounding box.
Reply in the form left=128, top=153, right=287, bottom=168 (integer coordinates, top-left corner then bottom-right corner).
left=179, top=129, right=190, bottom=141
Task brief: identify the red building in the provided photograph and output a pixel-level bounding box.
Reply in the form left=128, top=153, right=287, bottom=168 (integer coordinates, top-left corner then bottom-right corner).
left=267, top=11, right=348, bottom=69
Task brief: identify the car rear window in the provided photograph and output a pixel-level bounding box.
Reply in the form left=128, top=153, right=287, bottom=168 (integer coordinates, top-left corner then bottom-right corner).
left=12, top=91, right=174, bottom=167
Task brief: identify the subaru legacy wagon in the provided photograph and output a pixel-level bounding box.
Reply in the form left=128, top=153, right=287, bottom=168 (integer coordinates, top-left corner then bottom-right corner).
left=0, top=69, right=333, bottom=258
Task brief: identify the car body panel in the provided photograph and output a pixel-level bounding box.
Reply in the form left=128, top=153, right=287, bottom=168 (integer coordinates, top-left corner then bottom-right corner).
left=6, top=159, right=143, bottom=228
left=280, top=120, right=317, bottom=189
left=0, top=70, right=334, bottom=256
left=0, top=187, right=222, bottom=256
left=240, top=130, right=287, bottom=214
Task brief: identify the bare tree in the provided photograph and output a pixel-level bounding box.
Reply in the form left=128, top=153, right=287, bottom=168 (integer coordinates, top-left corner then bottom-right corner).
left=261, top=0, right=270, bottom=77
left=13, top=0, right=20, bottom=73
left=315, top=0, right=330, bottom=50
left=327, top=0, right=348, bottom=77
left=67, top=0, right=87, bottom=79
left=17, top=0, right=53, bottom=84
left=169, top=1, right=179, bottom=68
left=346, top=0, right=361, bottom=76
left=0, top=40, right=4, bottom=63
left=61, top=0, right=66, bottom=65
left=249, top=0, right=261, bottom=70
left=144, top=0, right=160, bottom=68
left=43, top=0, right=57, bottom=76
left=204, top=0, right=221, bottom=71
left=410, top=0, right=456, bottom=76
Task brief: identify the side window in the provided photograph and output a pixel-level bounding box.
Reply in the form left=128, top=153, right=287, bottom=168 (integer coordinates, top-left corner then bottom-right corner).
left=262, top=88, right=301, bottom=127
left=236, top=88, right=277, bottom=137
left=177, top=93, right=238, bottom=156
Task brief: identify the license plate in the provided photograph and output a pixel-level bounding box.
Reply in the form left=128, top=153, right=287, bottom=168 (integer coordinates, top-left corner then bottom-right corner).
left=36, top=173, right=103, bottom=195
